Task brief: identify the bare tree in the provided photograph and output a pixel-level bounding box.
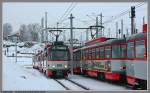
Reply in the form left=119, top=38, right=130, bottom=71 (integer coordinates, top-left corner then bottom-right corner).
left=19, top=24, right=28, bottom=41
left=19, top=23, right=40, bottom=42
left=3, top=23, right=13, bottom=40
left=27, top=23, right=40, bottom=42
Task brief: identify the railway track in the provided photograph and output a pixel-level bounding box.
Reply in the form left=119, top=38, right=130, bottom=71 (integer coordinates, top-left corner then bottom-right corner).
left=54, top=78, right=90, bottom=90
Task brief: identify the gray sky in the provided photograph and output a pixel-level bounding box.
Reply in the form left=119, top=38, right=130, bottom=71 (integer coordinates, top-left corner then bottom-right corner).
left=3, top=2, right=147, bottom=41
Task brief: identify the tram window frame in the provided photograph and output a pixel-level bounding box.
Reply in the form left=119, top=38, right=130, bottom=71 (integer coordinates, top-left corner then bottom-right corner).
left=75, top=52, right=77, bottom=61
left=96, top=47, right=100, bottom=59
left=76, top=51, right=81, bottom=61
left=127, top=42, right=135, bottom=58
left=121, top=44, right=127, bottom=58
left=82, top=50, right=85, bottom=60
left=105, top=46, right=111, bottom=58
left=92, top=48, right=96, bottom=59
left=100, top=47, right=105, bottom=58
left=84, top=50, right=86, bottom=60
left=73, top=52, right=76, bottom=61
left=112, top=44, right=121, bottom=58
left=135, top=40, right=145, bottom=58
left=88, top=49, right=92, bottom=60
left=85, top=49, right=89, bottom=60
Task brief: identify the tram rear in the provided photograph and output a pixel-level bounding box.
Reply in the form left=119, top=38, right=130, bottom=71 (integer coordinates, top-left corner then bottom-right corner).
left=126, top=32, right=147, bottom=89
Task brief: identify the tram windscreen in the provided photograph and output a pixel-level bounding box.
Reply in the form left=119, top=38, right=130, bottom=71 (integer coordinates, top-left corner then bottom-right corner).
left=51, top=50, right=69, bottom=60
left=48, top=46, right=69, bottom=61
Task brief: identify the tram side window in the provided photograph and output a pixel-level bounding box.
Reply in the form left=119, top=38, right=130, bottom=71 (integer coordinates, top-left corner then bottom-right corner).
left=112, top=45, right=121, bottom=58
left=82, top=50, right=85, bottom=60
left=88, top=49, right=92, bottom=59
left=127, top=42, right=135, bottom=58
left=135, top=40, right=145, bottom=58
left=73, top=53, right=76, bottom=61
left=76, top=51, right=81, bottom=61
left=92, top=48, right=96, bottom=59
left=121, top=45, right=127, bottom=58
left=105, top=46, right=111, bottom=58
left=100, top=47, right=105, bottom=58
left=85, top=50, right=88, bottom=59
left=96, top=48, right=100, bottom=59
left=75, top=52, right=77, bottom=61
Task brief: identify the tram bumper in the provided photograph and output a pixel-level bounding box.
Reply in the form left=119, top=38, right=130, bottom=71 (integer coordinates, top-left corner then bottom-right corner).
left=51, top=69, right=69, bottom=77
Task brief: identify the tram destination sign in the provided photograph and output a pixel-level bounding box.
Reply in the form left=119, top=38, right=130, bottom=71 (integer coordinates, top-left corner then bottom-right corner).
left=52, top=46, right=67, bottom=50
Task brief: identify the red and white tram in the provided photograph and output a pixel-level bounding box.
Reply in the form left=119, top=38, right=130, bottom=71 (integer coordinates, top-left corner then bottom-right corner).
left=73, top=37, right=127, bottom=82
left=33, top=41, right=70, bottom=77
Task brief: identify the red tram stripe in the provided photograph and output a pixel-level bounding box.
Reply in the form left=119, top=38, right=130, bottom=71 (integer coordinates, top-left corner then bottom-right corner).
left=48, top=60, right=68, bottom=62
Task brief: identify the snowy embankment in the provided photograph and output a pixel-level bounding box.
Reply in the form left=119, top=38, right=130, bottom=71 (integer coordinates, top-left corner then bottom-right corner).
left=2, top=43, right=65, bottom=91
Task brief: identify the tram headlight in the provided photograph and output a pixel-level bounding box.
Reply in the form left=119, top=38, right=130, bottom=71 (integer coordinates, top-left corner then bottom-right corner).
left=52, top=65, right=55, bottom=68
left=64, top=65, right=67, bottom=68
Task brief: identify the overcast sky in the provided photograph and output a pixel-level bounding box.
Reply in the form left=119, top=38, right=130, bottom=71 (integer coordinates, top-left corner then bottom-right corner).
left=3, top=2, right=147, bottom=41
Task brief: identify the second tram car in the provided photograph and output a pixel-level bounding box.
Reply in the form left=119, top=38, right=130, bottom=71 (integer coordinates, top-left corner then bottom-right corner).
left=73, top=24, right=147, bottom=89
left=73, top=48, right=82, bottom=74
left=80, top=37, right=127, bottom=81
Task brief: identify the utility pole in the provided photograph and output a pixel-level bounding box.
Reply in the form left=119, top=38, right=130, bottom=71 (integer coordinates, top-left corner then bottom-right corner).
left=126, top=28, right=129, bottom=37
left=56, top=22, right=59, bottom=41
left=15, top=34, right=19, bottom=63
left=80, top=32, right=83, bottom=44
left=143, top=16, right=145, bottom=25
left=99, top=13, right=103, bottom=37
left=15, top=36, right=17, bottom=63
left=108, top=28, right=111, bottom=38
left=41, top=17, right=44, bottom=43
left=45, top=12, right=48, bottom=43
left=69, top=14, right=74, bottom=75
left=116, top=22, right=118, bottom=38
left=86, top=29, right=89, bottom=41
left=96, top=16, right=99, bottom=38
left=63, top=30, right=66, bottom=42
left=121, top=19, right=124, bottom=38
left=131, top=6, right=135, bottom=35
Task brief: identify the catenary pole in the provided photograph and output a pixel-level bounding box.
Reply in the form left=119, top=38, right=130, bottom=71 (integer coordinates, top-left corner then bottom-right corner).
left=69, top=14, right=74, bottom=75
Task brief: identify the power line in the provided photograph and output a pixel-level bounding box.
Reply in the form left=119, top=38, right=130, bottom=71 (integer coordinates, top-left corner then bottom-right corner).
left=103, top=2, right=146, bottom=24
left=58, top=2, right=77, bottom=24
left=58, top=2, right=74, bottom=23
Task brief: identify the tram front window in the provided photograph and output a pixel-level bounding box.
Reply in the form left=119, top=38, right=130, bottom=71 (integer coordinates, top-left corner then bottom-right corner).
left=50, top=50, right=69, bottom=61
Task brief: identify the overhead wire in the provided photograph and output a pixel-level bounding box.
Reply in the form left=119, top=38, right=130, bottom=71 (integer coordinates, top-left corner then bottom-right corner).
left=58, top=2, right=77, bottom=25
left=103, top=2, right=146, bottom=24
left=58, top=2, right=74, bottom=23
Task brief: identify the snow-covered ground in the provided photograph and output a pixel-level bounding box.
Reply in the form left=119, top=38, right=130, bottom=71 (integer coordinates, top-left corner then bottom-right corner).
left=3, top=46, right=66, bottom=91
left=68, top=75, right=129, bottom=90
left=2, top=41, right=130, bottom=91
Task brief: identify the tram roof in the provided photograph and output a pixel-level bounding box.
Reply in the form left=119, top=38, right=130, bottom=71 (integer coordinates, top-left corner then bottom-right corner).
left=126, top=32, right=147, bottom=41
left=81, top=38, right=126, bottom=50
